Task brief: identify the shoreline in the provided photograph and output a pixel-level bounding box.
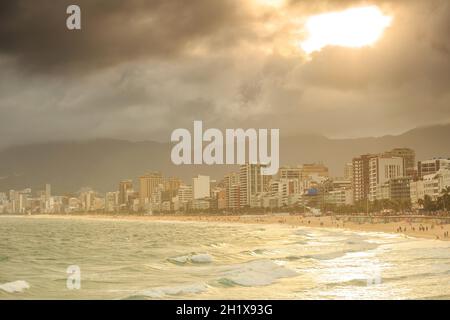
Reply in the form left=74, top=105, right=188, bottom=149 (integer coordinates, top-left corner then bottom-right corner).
left=3, top=213, right=450, bottom=241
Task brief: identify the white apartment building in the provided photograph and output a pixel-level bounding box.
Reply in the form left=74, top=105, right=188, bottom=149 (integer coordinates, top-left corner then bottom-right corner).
left=422, top=169, right=450, bottom=201
left=410, top=180, right=424, bottom=208
left=369, top=156, right=404, bottom=201
left=418, top=158, right=450, bottom=178
left=325, top=189, right=353, bottom=206
left=193, top=175, right=210, bottom=199
left=269, top=179, right=299, bottom=207
left=192, top=199, right=210, bottom=210
left=240, top=164, right=267, bottom=207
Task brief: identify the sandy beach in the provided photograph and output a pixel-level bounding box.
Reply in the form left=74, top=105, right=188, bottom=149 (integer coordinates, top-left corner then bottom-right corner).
left=6, top=213, right=450, bottom=241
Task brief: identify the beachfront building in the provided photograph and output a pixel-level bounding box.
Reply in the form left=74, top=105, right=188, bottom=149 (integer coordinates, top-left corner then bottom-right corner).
left=324, top=188, right=353, bottom=206
left=410, top=180, right=424, bottom=209
left=223, top=172, right=241, bottom=209
left=193, top=175, right=210, bottom=200
left=192, top=198, right=211, bottom=210
left=163, top=176, right=183, bottom=193
left=422, top=169, right=450, bottom=201
left=389, top=177, right=411, bottom=202
left=376, top=177, right=411, bottom=202
left=278, top=166, right=303, bottom=193
left=118, top=180, right=133, bottom=207
left=269, top=179, right=298, bottom=207
left=344, top=162, right=353, bottom=181
left=139, top=172, right=163, bottom=209
left=177, top=185, right=193, bottom=207
left=352, top=154, right=377, bottom=202
left=384, top=148, right=416, bottom=177
left=418, top=158, right=450, bottom=179
left=301, top=163, right=329, bottom=178
left=368, top=156, right=404, bottom=201
left=211, top=187, right=227, bottom=210
left=239, top=164, right=268, bottom=207
left=279, top=166, right=302, bottom=181
left=105, top=191, right=119, bottom=212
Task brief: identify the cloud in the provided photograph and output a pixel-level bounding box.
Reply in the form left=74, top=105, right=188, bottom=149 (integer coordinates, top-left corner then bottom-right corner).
left=0, top=0, right=250, bottom=73
left=0, top=0, right=450, bottom=148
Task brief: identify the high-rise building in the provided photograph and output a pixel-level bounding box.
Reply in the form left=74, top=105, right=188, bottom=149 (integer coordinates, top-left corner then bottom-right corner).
left=418, top=158, right=450, bottom=179
left=279, top=166, right=302, bottom=180
left=388, top=177, right=411, bottom=202
left=301, top=163, right=329, bottom=178
left=224, top=172, right=240, bottom=209
left=410, top=180, right=424, bottom=209
left=45, top=183, right=51, bottom=200
left=105, top=191, right=119, bottom=212
left=278, top=166, right=304, bottom=193
left=384, top=148, right=416, bottom=177
left=228, top=183, right=241, bottom=209
left=119, top=180, right=133, bottom=206
left=344, top=163, right=353, bottom=181
left=352, top=154, right=377, bottom=202
left=164, top=177, right=183, bottom=192
left=80, top=190, right=96, bottom=211
left=269, top=179, right=299, bottom=207
left=178, top=185, right=193, bottom=204
left=422, top=169, right=450, bottom=201
left=193, top=175, right=210, bottom=199
left=369, top=156, right=404, bottom=201
left=211, top=188, right=227, bottom=210
left=239, top=164, right=268, bottom=207
left=139, top=172, right=163, bottom=207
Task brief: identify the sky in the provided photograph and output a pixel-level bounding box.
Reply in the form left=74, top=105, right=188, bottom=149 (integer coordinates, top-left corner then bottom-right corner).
left=0, top=0, right=449, bottom=148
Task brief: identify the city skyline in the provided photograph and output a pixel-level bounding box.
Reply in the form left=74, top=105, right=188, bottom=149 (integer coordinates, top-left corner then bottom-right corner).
left=2, top=145, right=449, bottom=215
left=1, top=0, right=450, bottom=302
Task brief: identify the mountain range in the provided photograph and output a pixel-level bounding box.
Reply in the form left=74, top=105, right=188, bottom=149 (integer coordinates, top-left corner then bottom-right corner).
left=0, top=124, right=449, bottom=193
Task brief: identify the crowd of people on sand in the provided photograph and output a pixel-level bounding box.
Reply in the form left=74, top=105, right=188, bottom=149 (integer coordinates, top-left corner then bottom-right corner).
left=394, top=223, right=450, bottom=240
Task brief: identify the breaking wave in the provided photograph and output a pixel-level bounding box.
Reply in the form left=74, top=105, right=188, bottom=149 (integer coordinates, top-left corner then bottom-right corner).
left=217, top=260, right=297, bottom=287
left=124, top=283, right=208, bottom=299
left=168, top=253, right=213, bottom=265
left=0, top=280, right=30, bottom=293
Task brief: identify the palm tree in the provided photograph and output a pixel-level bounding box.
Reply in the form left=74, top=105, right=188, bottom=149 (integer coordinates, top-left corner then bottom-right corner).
left=440, top=187, right=450, bottom=212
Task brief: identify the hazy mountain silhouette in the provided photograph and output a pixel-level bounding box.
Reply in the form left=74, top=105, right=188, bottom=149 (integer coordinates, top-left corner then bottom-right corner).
left=0, top=124, right=449, bottom=193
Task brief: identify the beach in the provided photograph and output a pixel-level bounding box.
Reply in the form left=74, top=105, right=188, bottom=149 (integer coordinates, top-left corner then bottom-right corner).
left=0, top=215, right=450, bottom=300
left=10, top=213, right=450, bottom=241
left=2, top=214, right=450, bottom=299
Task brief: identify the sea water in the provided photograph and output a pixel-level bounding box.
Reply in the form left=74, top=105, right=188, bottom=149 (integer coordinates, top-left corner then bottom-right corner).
left=1, top=216, right=449, bottom=299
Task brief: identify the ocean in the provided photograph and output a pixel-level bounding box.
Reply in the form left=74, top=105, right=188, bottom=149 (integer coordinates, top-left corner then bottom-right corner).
left=1, top=216, right=450, bottom=299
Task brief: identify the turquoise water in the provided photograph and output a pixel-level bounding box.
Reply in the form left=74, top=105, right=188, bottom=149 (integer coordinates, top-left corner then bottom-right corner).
left=1, top=216, right=450, bottom=299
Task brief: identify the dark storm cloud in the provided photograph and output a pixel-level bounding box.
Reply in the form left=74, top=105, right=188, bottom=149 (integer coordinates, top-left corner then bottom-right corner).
left=0, top=0, right=450, bottom=147
left=0, top=0, right=247, bottom=73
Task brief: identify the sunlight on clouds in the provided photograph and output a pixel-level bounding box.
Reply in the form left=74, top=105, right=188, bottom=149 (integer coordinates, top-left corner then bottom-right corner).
left=300, top=6, right=393, bottom=54
left=255, top=0, right=285, bottom=8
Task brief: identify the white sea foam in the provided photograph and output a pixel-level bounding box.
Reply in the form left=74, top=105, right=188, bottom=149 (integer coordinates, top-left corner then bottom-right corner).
left=191, top=254, right=213, bottom=263
left=219, top=260, right=297, bottom=287
left=138, top=283, right=208, bottom=298
left=168, top=255, right=190, bottom=264
left=168, top=253, right=213, bottom=264
left=0, top=280, right=30, bottom=293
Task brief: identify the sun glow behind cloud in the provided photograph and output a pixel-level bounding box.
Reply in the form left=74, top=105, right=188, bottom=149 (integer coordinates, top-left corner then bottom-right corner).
left=256, top=0, right=285, bottom=8
left=300, top=6, right=393, bottom=54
